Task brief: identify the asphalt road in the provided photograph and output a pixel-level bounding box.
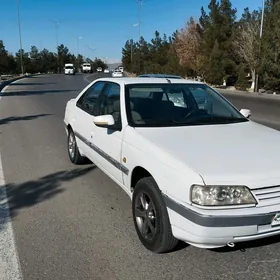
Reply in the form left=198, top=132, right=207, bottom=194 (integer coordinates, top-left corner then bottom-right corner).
left=219, top=90, right=280, bottom=131
left=1, top=74, right=280, bottom=280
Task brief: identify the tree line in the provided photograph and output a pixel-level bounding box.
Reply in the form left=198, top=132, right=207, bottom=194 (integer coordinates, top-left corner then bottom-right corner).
left=122, top=0, right=280, bottom=91
left=0, top=42, right=107, bottom=75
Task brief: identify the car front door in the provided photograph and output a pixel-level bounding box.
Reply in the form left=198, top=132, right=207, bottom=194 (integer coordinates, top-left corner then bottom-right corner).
left=90, top=82, right=126, bottom=185
left=73, top=81, right=106, bottom=160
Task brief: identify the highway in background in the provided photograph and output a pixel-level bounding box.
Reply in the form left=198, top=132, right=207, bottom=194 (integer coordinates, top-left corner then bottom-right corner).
left=0, top=74, right=280, bottom=280
left=219, top=90, right=280, bottom=131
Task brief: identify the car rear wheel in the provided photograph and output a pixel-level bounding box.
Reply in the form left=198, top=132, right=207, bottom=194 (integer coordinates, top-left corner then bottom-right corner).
left=68, top=129, right=86, bottom=164
left=132, top=177, right=179, bottom=253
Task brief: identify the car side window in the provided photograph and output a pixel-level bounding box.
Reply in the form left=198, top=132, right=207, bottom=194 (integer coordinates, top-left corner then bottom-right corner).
left=76, top=81, right=106, bottom=115
left=97, top=82, right=121, bottom=124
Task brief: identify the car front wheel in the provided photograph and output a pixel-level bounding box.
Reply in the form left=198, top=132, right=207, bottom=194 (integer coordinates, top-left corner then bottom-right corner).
left=132, top=177, right=178, bottom=253
left=68, top=129, right=86, bottom=164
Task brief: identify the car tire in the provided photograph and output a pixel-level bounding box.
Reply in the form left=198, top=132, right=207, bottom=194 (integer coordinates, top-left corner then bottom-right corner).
left=67, top=128, right=86, bottom=164
left=132, top=177, right=179, bottom=253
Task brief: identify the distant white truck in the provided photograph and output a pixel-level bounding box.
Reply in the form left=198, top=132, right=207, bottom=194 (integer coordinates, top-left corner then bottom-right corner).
left=118, top=66, right=124, bottom=73
left=81, top=63, right=92, bottom=73
left=64, top=63, right=75, bottom=75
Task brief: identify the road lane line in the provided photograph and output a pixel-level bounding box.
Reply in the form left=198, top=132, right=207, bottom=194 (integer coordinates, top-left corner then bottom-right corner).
left=84, top=73, right=99, bottom=83
left=0, top=85, right=23, bottom=280
left=251, top=117, right=280, bottom=126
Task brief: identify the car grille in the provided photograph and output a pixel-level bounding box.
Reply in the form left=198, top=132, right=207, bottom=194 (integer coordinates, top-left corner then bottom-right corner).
left=253, top=185, right=280, bottom=207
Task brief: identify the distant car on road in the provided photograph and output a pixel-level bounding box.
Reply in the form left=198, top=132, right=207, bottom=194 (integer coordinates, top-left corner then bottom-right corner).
left=118, top=66, right=124, bottom=73
left=112, top=70, right=123, bottom=77
left=104, top=69, right=110, bottom=73
left=64, top=77, right=280, bottom=254
left=81, top=63, right=92, bottom=73
left=97, top=67, right=102, bottom=72
left=64, top=63, right=75, bottom=75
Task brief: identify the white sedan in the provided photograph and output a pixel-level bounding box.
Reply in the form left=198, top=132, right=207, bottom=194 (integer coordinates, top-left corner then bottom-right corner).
left=112, top=70, right=123, bottom=77
left=104, top=69, right=110, bottom=73
left=64, top=77, right=280, bottom=253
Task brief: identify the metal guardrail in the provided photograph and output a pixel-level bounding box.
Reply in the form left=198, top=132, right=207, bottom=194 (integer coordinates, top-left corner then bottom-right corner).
left=0, top=74, right=21, bottom=81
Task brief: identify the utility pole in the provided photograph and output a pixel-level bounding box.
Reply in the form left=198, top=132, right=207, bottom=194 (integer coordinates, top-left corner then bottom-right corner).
left=16, top=0, right=24, bottom=75
left=131, top=38, right=133, bottom=64
left=130, top=22, right=139, bottom=73
left=137, top=1, right=142, bottom=43
left=87, top=46, right=97, bottom=63
left=77, top=36, right=83, bottom=56
left=76, top=36, right=83, bottom=71
left=134, top=0, right=146, bottom=74
left=254, top=0, right=265, bottom=93
left=51, top=20, right=60, bottom=73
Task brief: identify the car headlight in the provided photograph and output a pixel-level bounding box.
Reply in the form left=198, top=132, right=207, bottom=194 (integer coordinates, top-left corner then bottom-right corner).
left=191, top=185, right=257, bottom=206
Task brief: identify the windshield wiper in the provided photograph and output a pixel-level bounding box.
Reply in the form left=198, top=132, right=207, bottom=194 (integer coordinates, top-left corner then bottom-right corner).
left=172, top=116, right=248, bottom=125
left=136, top=116, right=248, bottom=127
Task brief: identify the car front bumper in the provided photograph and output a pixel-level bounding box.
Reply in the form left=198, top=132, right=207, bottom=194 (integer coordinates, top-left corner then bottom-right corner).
left=164, top=194, right=280, bottom=249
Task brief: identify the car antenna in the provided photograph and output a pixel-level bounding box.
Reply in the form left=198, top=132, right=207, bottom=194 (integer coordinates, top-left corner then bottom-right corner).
left=166, top=78, right=171, bottom=83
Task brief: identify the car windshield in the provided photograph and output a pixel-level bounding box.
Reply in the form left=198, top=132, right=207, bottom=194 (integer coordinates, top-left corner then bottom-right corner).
left=65, top=66, right=74, bottom=69
left=125, top=83, right=248, bottom=127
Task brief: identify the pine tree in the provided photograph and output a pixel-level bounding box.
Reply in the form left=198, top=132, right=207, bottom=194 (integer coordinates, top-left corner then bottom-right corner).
left=236, top=64, right=248, bottom=90
left=206, top=40, right=225, bottom=85
left=0, top=40, right=10, bottom=74
left=260, top=0, right=280, bottom=90
left=199, top=0, right=237, bottom=83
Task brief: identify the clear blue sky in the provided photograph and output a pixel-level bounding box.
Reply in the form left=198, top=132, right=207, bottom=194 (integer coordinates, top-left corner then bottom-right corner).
left=1, top=0, right=261, bottom=64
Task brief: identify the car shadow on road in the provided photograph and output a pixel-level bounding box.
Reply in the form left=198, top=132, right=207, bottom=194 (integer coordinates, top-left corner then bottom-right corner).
left=8, top=82, right=57, bottom=86
left=0, top=114, right=52, bottom=125
left=1, top=89, right=76, bottom=96
left=0, top=166, right=95, bottom=232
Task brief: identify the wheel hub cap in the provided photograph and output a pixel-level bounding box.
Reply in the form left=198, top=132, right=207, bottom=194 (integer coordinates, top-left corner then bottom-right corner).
left=69, top=134, right=75, bottom=158
left=135, top=192, right=157, bottom=241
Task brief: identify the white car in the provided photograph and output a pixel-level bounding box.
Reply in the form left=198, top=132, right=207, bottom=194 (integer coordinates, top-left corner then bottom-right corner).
left=64, top=77, right=280, bottom=253
left=112, top=70, right=123, bottom=77
left=64, top=64, right=75, bottom=75
left=104, top=69, right=110, bottom=73
left=81, top=63, right=92, bottom=73
left=97, top=67, right=102, bottom=72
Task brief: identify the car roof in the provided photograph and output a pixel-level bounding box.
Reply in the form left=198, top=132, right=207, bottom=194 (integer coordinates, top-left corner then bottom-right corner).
left=138, top=74, right=183, bottom=79
left=93, top=77, right=204, bottom=85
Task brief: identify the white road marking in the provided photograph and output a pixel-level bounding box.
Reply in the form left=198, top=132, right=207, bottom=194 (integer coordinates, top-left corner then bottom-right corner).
left=0, top=84, right=23, bottom=280
left=84, top=73, right=99, bottom=83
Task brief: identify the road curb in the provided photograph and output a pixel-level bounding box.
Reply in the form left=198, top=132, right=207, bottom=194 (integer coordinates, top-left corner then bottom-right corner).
left=0, top=74, right=40, bottom=93
left=216, top=88, right=280, bottom=101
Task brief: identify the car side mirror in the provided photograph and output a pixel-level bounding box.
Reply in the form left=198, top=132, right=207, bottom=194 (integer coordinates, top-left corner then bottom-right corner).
left=93, top=115, right=115, bottom=128
left=240, top=109, right=251, bottom=118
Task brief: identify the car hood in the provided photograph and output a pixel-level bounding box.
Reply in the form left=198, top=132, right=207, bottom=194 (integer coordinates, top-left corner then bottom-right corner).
left=136, top=121, right=280, bottom=188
